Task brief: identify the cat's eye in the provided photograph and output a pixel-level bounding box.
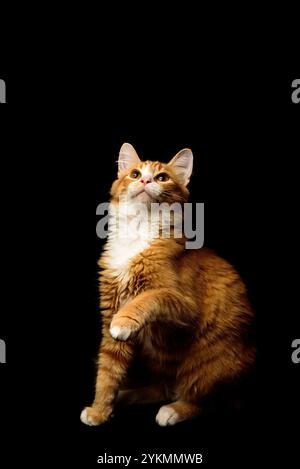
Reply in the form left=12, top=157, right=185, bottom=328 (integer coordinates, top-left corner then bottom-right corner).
left=156, top=173, right=169, bottom=182
left=130, top=169, right=141, bottom=179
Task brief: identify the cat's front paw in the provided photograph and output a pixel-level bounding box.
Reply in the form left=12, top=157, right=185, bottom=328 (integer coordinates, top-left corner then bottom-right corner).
left=110, top=315, right=139, bottom=341
left=80, top=406, right=112, bottom=426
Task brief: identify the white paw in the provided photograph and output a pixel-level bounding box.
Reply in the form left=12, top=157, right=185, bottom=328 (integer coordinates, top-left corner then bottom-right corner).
left=110, top=325, right=132, bottom=341
left=155, top=405, right=180, bottom=427
left=80, top=408, right=99, bottom=426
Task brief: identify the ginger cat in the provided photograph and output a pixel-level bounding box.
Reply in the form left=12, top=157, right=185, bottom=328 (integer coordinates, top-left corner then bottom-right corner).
left=81, top=143, right=255, bottom=427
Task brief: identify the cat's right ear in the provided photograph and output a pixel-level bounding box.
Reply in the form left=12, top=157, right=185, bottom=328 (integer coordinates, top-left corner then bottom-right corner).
left=167, top=148, right=193, bottom=186
left=118, top=143, right=141, bottom=176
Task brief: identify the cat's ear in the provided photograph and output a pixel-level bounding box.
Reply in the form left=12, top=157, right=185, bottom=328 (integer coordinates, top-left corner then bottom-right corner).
left=167, top=148, right=193, bottom=186
left=118, top=143, right=141, bottom=175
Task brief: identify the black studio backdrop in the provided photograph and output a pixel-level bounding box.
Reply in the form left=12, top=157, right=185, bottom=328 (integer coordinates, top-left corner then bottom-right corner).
left=74, top=73, right=299, bottom=467
left=0, top=58, right=299, bottom=467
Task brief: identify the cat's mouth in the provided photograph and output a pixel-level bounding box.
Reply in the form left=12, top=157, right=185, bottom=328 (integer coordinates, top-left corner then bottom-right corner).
left=135, top=188, right=146, bottom=196
left=133, top=188, right=154, bottom=201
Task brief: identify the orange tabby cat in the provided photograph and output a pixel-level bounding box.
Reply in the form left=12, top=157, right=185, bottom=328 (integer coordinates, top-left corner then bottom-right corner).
left=81, top=143, right=255, bottom=427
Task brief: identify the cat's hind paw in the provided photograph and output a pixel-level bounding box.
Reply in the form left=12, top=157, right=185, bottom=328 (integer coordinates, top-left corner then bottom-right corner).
left=155, top=405, right=180, bottom=426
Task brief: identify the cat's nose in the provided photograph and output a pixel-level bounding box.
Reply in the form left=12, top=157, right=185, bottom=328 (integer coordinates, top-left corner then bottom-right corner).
left=140, top=176, right=152, bottom=185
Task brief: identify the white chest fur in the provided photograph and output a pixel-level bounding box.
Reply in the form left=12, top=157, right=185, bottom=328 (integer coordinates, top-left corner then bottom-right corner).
left=104, top=202, right=158, bottom=275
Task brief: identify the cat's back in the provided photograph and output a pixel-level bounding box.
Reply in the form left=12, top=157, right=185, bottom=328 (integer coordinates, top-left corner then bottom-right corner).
left=178, top=247, right=251, bottom=319
left=179, top=247, right=243, bottom=287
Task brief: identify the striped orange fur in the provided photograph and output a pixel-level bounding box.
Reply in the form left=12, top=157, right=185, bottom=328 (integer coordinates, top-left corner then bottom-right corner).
left=80, top=143, right=255, bottom=427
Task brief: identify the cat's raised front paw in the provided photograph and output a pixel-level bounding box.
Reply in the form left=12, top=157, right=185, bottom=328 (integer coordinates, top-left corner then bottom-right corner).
left=110, top=316, right=139, bottom=341
left=110, top=324, right=132, bottom=341
left=80, top=406, right=111, bottom=426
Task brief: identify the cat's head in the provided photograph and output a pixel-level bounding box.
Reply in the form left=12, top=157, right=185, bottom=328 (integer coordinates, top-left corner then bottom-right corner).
left=111, top=143, right=193, bottom=204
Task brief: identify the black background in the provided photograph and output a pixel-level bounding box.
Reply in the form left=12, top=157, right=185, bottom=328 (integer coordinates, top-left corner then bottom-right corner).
left=0, top=39, right=299, bottom=467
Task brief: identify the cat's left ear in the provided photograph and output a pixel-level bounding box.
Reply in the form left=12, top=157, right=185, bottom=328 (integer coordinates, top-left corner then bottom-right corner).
left=167, top=148, right=193, bottom=186
left=118, top=143, right=141, bottom=176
